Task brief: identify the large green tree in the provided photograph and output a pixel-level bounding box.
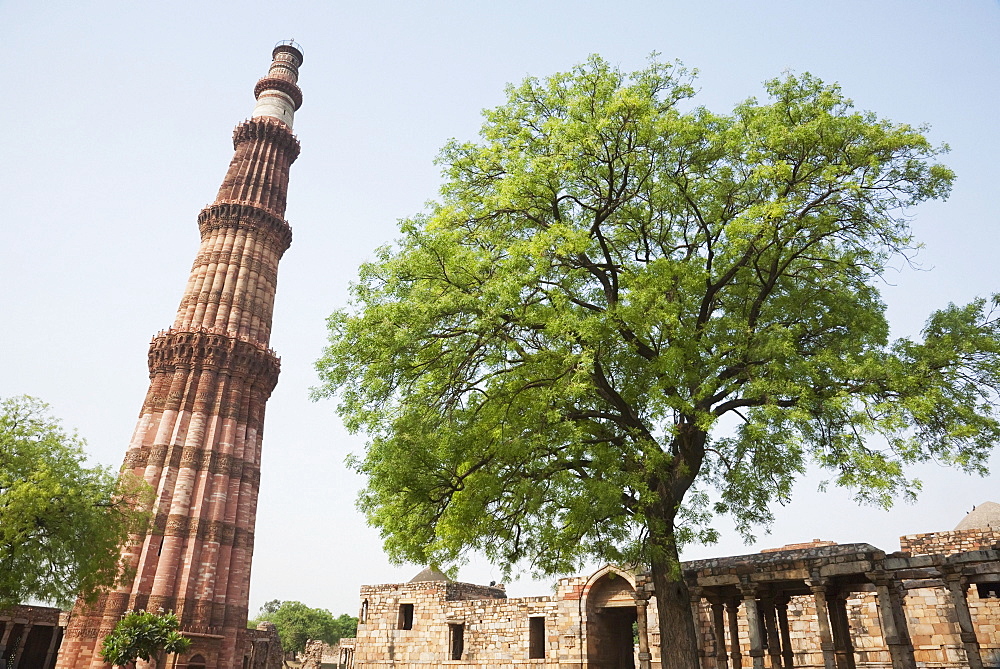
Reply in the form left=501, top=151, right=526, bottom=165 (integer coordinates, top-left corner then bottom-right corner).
left=315, top=56, right=1000, bottom=668
left=0, top=396, right=151, bottom=610
left=249, top=600, right=358, bottom=654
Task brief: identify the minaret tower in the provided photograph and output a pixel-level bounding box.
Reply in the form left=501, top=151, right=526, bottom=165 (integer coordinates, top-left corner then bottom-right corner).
left=58, top=42, right=304, bottom=669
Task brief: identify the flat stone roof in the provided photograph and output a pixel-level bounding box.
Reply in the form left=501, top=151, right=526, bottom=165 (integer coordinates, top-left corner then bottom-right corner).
left=683, top=542, right=882, bottom=574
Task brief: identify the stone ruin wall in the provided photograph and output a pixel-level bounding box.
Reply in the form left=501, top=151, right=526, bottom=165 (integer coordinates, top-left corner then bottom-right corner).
left=691, top=593, right=889, bottom=668
left=354, top=572, right=675, bottom=668
left=897, top=525, right=1000, bottom=666
left=353, top=575, right=999, bottom=669
left=0, top=605, right=66, bottom=669
left=906, top=583, right=1000, bottom=667
left=349, top=524, right=999, bottom=669
left=695, top=587, right=1000, bottom=668
left=354, top=580, right=572, bottom=667
left=900, top=527, right=1000, bottom=556
left=240, top=621, right=284, bottom=669
left=300, top=638, right=326, bottom=669
left=302, top=579, right=975, bottom=669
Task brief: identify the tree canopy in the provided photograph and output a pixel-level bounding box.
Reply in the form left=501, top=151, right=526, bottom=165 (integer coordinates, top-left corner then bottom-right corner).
left=0, top=395, right=151, bottom=610
left=100, top=609, right=191, bottom=668
left=249, top=600, right=358, bottom=654
left=315, top=55, right=998, bottom=668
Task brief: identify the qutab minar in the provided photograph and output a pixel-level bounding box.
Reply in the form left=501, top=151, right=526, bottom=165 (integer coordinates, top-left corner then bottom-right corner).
left=57, top=41, right=304, bottom=669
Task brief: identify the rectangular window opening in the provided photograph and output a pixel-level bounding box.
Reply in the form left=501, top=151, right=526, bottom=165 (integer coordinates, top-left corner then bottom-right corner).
left=449, top=623, right=464, bottom=660
left=976, top=582, right=1000, bottom=599
left=529, top=616, right=545, bottom=659
left=398, top=603, right=414, bottom=630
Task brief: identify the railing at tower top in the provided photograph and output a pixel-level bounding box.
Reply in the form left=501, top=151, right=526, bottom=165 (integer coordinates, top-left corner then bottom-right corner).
left=273, top=39, right=303, bottom=56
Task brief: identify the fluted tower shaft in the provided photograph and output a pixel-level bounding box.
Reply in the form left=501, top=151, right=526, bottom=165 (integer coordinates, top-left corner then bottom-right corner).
left=57, top=43, right=304, bottom=669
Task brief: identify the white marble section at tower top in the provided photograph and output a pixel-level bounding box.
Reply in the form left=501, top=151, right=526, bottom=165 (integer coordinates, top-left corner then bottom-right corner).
left=252, top=44, right=303, bottom=128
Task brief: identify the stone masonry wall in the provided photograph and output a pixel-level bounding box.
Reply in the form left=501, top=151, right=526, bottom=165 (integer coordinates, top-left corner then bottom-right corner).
left=355, top=582, right=569, bottom=667
left=900, top=528, right=1000, bottom=556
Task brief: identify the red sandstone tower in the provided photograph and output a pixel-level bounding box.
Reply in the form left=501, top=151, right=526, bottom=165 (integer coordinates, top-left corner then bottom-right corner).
left=57, top=42, right=304, bottom=669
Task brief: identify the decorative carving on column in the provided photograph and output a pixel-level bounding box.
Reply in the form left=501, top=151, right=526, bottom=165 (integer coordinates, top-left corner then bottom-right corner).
left=707, top=595, right=730, bottom=669
left=774, top=595, right=794, bottom=669
left=867, top=571, right=916, bottom=669
left=826, top=590, right=856, bottom=669
left=760, top=595, right=782, bottom=669
left=942, top=570, right=984, bottom=669
left=739, top=581, right=765, bottom=669
left=807, top=578, right=837, bottom=669
left=635, top=588, right=652, bottom=669
left=689, top=585, right=709, bottom=669
left=726, top=598, right=743, bottom=669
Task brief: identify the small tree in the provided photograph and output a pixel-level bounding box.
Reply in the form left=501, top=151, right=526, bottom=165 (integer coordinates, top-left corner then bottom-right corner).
left=316, top=55, right=1000, bottom=668
left=0, top=395, right=152, bottom=610
left=101, top=610, right=192, bottom=669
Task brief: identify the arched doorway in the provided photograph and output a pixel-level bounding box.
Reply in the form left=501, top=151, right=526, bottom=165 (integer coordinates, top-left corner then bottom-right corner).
left=186, top=654, right=207, bottom=669
left=585, top=570, right=639, bottom=669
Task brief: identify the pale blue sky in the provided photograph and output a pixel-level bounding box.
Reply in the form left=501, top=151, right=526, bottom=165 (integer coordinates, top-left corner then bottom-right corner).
left=1, top=0, right=998, bottom=616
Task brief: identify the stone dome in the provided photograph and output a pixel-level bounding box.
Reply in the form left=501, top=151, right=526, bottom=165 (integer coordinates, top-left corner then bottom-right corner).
left=955, top=501, right=1000, bottom=531
left=409, top=566, right=451, bottom=582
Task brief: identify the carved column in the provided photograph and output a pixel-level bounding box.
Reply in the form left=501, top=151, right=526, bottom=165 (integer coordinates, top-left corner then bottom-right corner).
left=774, top=596, right=794, bottom=669
left=727, top=599, right=743, bottom=669
left=808, top=581, right=837, bottom=669
left=943, top=572, right=984, bottom=669
left=761, top=597, right=782, bottom=669
left=709, top=596, right=730, bottom=669
left=690, top=586, right=710, bottom=669
left=636, top=595, right=652, bottom=669
left=869, top=573, right=916, bottom=669
left=740, top=583, right=766, bottom=669
left=827, top=591, right=856, bottom=669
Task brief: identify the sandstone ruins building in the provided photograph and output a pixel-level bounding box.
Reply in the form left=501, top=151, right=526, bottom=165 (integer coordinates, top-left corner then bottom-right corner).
left=344, top=502, right=1000, bottom=669
left=55, top=42, right=305, bottom=669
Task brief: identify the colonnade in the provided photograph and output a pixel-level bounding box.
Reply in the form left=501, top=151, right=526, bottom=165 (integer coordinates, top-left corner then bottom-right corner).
left=687, top=571, right=987, bottom=669
left=339, top=644, right=355, bottom=668
left=0, top=618, right=62, bottom=669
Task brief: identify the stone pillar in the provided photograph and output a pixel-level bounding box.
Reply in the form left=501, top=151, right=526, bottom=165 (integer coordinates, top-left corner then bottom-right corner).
left=774, top=596, right=794, bottom=669
left=10, top=622, right=32, bottom=668
left=727, top=599, right=743, bottom=669
left=690, top=586, right=710, bottom=669
left=709, top=597, right=730, bottom=669
left=0, top=622, right=15, bottom=660
left=827, top=591, right=856, bottom=669
left=761, top=597, right=782, bottom=669
left=869, top=574, right=916, bottom=669
left=808, top=582, right=837, bottom=669
left=636, top=597, right=652, bottom=669
left=740, top=584, right=766, bottom=669
left=943, top=573, right=984, bottom=669
left=43, top=625, right=61, bottom=668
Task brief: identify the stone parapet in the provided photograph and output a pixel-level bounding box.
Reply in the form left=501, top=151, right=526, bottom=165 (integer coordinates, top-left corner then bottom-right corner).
left=901, top=528, right=1000, bottom=556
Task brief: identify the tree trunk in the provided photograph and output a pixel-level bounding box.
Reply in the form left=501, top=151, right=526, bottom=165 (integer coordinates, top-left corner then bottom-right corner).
left=646, top=424, right=707, bottom=669
left=649, top=527, right=701, bottom=669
